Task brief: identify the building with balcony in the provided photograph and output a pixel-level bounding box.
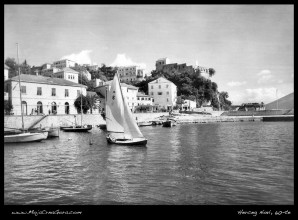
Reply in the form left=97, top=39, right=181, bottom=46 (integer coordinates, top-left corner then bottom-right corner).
left=4, top=74, right=87, bottom=115
left=148, top=77, right=177, bottom=111
left=137, top=92, right=153, bottom=106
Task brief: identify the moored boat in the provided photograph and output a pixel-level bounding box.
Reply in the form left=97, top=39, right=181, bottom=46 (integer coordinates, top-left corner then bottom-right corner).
left=4, top=131, right=48, bottom=143
left=162, top=120, right=177, bottom=127
left=62, top=125, right=92, bottom=132
left=137, top=121, right=152, bottom=127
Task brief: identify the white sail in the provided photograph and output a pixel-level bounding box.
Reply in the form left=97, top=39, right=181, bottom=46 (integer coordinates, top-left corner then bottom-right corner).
left=122, top=91, right=144, bottom=139
left=106, top=74, right=125, bottom=133
left=106, top=74, right=144, bottom=140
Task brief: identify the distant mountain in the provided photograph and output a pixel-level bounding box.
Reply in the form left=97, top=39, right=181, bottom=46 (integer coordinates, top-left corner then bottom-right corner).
left=265, top=92, right=294, bottom=110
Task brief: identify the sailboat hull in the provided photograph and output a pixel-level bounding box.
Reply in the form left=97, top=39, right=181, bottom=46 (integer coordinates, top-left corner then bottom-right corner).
left=106, top=136, right=147, bottom=145
left=4, top=132, right=48, bottom=143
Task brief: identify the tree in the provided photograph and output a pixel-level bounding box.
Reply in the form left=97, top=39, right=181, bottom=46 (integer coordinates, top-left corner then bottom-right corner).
left=5, top=57, right=18, bottom=78
left=86, top=94, right=99, bottom=114
left=4, top=100, right=13, bottom=115
left=74, top=95, right=91, bottom=114
left=209, top=68, right=216, bottom=77
left=219, top=91, right=232, bottom=110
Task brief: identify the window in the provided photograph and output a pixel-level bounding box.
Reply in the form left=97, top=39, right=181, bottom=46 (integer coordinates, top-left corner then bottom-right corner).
left=166, top=84, right=169, bottom=88
left=151, top=92, right=154, bottom=96
left=141, top=98, right=144, bottom=100
left=158, top=92, right=162, bottom=95
left=77, top=90, right=80, bottom=97
left=167, top=98, right=169, bottom=102
left=151, top=85, right=153, bottom=89
left=137, top=97, right=140, bottom=100
left=52, top=88, right=56, bottom=96
left=159, top=85, right=161, bottom=89
left=21, top=86, right=26, bottom=94
left=65, top=89, right=69, bottom=97
left=37, top=87, right=42, bottom=95
left=166, top=91, right=169, bottom=95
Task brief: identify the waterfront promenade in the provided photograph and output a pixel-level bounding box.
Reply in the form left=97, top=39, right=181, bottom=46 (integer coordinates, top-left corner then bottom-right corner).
left=5, top=111, right=293, bottom=131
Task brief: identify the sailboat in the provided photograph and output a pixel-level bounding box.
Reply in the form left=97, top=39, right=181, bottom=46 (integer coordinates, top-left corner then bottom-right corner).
left=4, top=44, right=48, bottom=143
left=105, top=74, right=147, bottom=145
left=62, top=72, right=92, bottom=132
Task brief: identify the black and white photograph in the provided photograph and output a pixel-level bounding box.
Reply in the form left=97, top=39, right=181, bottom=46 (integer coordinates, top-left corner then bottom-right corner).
left=4, top=4, right=294, bottom=216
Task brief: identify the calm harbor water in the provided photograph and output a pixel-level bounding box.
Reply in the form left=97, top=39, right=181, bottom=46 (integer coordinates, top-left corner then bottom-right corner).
left=4, top=121, right=294, bottom=205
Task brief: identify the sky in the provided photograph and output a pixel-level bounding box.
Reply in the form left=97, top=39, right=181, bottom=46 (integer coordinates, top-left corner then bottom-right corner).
left=4, top=5, right=294, bottom=105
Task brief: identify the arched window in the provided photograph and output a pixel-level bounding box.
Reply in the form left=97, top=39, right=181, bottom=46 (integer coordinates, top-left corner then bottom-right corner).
left=65, top=102, right=69, bottom=114
left=51, top=102, right=57, bottom=114
left=37, top=101, right=43, bottom=114
left=21, top=101, right=27, bottom=115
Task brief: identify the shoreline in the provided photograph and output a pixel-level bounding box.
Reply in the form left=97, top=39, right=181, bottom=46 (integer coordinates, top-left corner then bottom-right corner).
left=4, top=113, right=294, bottom=130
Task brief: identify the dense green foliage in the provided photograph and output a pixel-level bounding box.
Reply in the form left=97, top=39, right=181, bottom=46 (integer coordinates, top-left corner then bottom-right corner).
left=133, top=69, right=232, bottom=108
left=74, top=95, right=91, bottom=114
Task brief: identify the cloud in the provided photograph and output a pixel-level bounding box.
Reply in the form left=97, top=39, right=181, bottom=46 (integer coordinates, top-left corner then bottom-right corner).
left=61, top=50, right=93, bottom=65
left=257, top=70, right=273, bottom=84
left=227, top=81, right=247, bottom=87
left=110, top=54, right=147, bottom=70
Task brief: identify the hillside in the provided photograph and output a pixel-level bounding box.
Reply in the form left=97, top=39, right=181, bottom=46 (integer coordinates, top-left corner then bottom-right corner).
left=265, top=92, right=294, bottom=110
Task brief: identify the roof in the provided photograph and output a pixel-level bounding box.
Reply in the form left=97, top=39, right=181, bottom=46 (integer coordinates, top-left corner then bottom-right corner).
left=4, top=64, right=10, bottom=69
left=98, top=80, right=138, bottom=90
left=57, top=67, right=79, bottom=74
left=53, top=59, right=76, bottom=63
left=87, top=91, right=98, bottom=96
left=7, top=74, right=87, bottom=88
left=148, top=76, right=175, bottom=85
left=137, top=92, right=150, bottom=97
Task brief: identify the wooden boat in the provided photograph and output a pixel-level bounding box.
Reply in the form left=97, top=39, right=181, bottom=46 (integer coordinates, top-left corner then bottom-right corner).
left=5, top=131, right=48, bottom=143
left=62, top=125, right=92, bottom=132
left=105, top=74, right=147, bottom=145
left=4, top=44, right=48, bottom=143
left=137, top=121, right=152, bottom=127
left=162, top=120, right=177, bottom=127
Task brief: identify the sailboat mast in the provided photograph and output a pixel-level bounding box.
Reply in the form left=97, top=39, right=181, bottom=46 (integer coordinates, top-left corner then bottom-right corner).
left=80, top=72, right=83, bottom=126
left=16, top=43, right=24, bottom=131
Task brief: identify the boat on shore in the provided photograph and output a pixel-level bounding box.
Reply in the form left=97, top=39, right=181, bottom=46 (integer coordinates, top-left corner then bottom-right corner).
left=5, top=131, right=48, bottom=143
left=162, top=119, right=177, bottom=127
left=137, top=121, right=152, bottom=127
left=62, top=125, right=92, bottom=132
left=105, top=74, right=147, bottom=145
left=4, top=44, right=48, bottom=143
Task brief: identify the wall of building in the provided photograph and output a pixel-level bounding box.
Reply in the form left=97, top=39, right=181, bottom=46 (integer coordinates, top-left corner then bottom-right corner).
left=118, top=66, right=145, bottom=82
left=8, top=81, right=86, bottom=115
left=148, top=78, right=177, bottom=109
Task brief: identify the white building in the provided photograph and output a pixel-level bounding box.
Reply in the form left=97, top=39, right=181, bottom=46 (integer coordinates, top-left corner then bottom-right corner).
left=148, top=77, right=177, bottom=111
left=4, top=74, right=87, bottom=116
left=4, top=64, right=9, bottom=101
left=41, top=67, right=62, bottom=75
left=4, top=64, right=9, bottom=81
left=52, top=59, right=76, bottom=69
left=95, top=80, right=139, bottom=112
left=181, top=99, right=197, bottom=111
left=137, top=92, right=153, bottom=106
left=52, top=67, right=79, bottom=84
left=117, top=66, right=145, bottom=83
left=93, top=78, right=103, bottom=87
